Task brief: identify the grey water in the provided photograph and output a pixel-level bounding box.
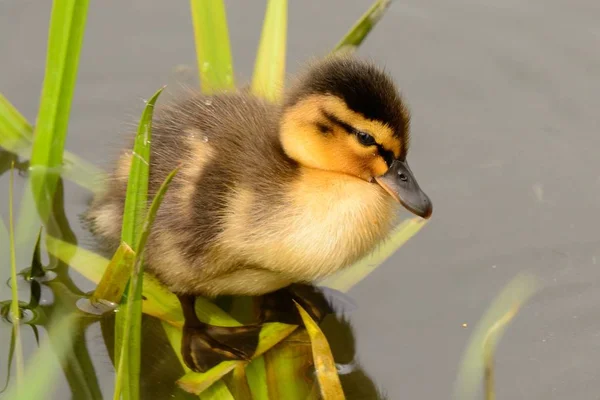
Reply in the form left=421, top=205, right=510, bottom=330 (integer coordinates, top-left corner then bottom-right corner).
left=1, top=0, right=600, bottom=398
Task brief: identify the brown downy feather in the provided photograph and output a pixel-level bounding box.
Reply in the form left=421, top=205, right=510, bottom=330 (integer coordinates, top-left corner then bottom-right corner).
left=86, top=56, right=409, bottom=297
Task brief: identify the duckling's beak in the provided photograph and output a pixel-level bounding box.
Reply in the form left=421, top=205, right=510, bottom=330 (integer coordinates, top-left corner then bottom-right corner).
left=375, top=160, right=433, bottom=219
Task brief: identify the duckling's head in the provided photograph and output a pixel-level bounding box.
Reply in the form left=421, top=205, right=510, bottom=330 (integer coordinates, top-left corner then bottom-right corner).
left=281, top=56, right=432, bottom=219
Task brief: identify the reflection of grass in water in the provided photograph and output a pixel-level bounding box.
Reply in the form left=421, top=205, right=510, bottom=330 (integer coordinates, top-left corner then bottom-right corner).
left=0, top=0, right=536, bottom=399
left=454, top=273, right=539, bottom=400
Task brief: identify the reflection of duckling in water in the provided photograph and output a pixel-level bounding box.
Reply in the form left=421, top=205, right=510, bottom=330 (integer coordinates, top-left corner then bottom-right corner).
left=126, top=286, right=389, bottom=399
left=86, top=55, right=432, bottom=372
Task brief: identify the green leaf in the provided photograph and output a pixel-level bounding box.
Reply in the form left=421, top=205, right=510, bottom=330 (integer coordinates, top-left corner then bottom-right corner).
left=90, top=242, right=135, bottom=305
left=8, top=164, right=24, bottom=390
left=0, top=326, right=16, bottom=394
left=0, top=218, right=9, bottom=300
left=114, top=86, right=165, bottom=400
left=296, top=303, right=345, bottom=400
left=251, top=0, right=287, bottom=101
left=332, top=0, right=392, bottom=54
left=320, top=217, right=427, bottom=292
left=0, top=92, right=32, bottom=154
left=190, top=0, right=235, bottom=93
left=245, top=356, right=269, bottom=400
left=119, top=87, right=164, bottom=248
left=263, top=330, right=314, bottom=400
left=200, top=381, right=235, bottom=400
left=226, top=364, right=253, bottom=400
left=29, top=0, right=89, bottom=223
left=453, top=272, right=539, bottom=400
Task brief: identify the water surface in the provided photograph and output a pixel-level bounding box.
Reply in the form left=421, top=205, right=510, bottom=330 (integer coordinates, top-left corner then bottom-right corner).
left=1, top=0, right=600, bottom=398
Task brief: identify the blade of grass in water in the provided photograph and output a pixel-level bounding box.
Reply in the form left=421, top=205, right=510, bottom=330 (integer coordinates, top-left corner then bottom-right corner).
left=119, top=87, right=164, bottom=247
left=296, top=303, right=345, bottom=399
left=190, top=0, right=235, bottom=93
left=4, top=315, right=78, bottom=400
left=27, top=227, right=45, bottom=279
left=114, top=168, right=177, bottom=400
left=453, top=272, right=539, bottom=400
left=200, top=382, right=235, bottom=400
left=0, top=93, right=32, bottom=154
left=0, top=218, right=9, bottom=300
left=8, top=164, right=24, bottom=390
left=245, top=356, right=269, bottom=400
left=332, top=0, right=392, bottom=54
left=226, top=364, right=253, bottom=400
left=264, top=330, right=314, bottom=400
left=114, top=87, right=164, bottom=400
left=320, top=217, right=427, bottom=292
left=251, top=0, right=287, bottom=101
left=0, top=325, right=16, bottom=394
left=90, top=242, right=135, bottom=306
left=29, top=0, right=89, bottom=223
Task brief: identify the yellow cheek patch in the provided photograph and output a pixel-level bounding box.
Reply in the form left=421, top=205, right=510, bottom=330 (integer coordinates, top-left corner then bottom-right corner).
left=280, top=94, right=403, bottom=180
left=316, top=95, right=403, bottom=157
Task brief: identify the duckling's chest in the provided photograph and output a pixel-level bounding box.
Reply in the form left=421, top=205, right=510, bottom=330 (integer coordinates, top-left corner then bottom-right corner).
left=218, top=169, right=399, bottom=280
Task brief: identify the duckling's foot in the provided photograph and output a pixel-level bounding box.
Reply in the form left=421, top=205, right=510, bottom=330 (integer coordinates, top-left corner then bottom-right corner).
left=178, top=295, right=261, bottom=372
left=259, top=284, right=333, bottom=325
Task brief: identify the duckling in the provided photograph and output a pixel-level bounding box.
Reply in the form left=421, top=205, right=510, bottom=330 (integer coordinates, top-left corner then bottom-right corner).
left=86, top=55, right=432, bottom=372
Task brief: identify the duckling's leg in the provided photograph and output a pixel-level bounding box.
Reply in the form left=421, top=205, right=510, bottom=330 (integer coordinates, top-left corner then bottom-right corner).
left=258, top=284, right=333, bottom=325
left=178, top=295, right=262, bottom=372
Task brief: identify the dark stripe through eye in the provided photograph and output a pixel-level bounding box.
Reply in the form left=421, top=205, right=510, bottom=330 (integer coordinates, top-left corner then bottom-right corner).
left=321, top=109, right=396, bottom=167
left=377, top=146, right=395, bottom=167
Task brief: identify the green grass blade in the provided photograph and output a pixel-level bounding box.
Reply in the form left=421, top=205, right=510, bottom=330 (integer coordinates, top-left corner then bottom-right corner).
left=453, top=272, right=539, bottom=400
left=245, top=356, right=269, bottom=400
left=226, top=364, right=253, bottom=400
left=200, top=381, right=235, bottom=400
left=90, top=242, right=135, bottom=305
left=296, top=303, right=345, bottom=400
left=0, top=327, right=16, bottom=393
left=29, top=0, right=89, bottom=223
left=263, top=330, right=314, bottom=400
left=0, top=218, right=9, bottom=300
left=332, top=0, right=392, bottom=54
left=120, top=87, right=164, bottom=247
left=190, top=0, right=235, bottom=93
left=115, top=168, right=178, bottom=399
left=0, top=93, right=32, bottom=154
left=4, top=315, right=78, bottom=400
left=114, top=86, right=164, bottom=400
left=61, top=150, right=104, bottom=192
left=8, top=164, right=24, bottom=390
left=251, top=0, right=287, bottom=101
left=0, top=93, right=103, bottom=191
left=320, top=217, right=427, bottom=292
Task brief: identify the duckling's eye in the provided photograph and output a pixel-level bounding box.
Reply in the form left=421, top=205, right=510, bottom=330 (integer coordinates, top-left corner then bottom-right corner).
left=355, top=130, right=376, bottom=146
